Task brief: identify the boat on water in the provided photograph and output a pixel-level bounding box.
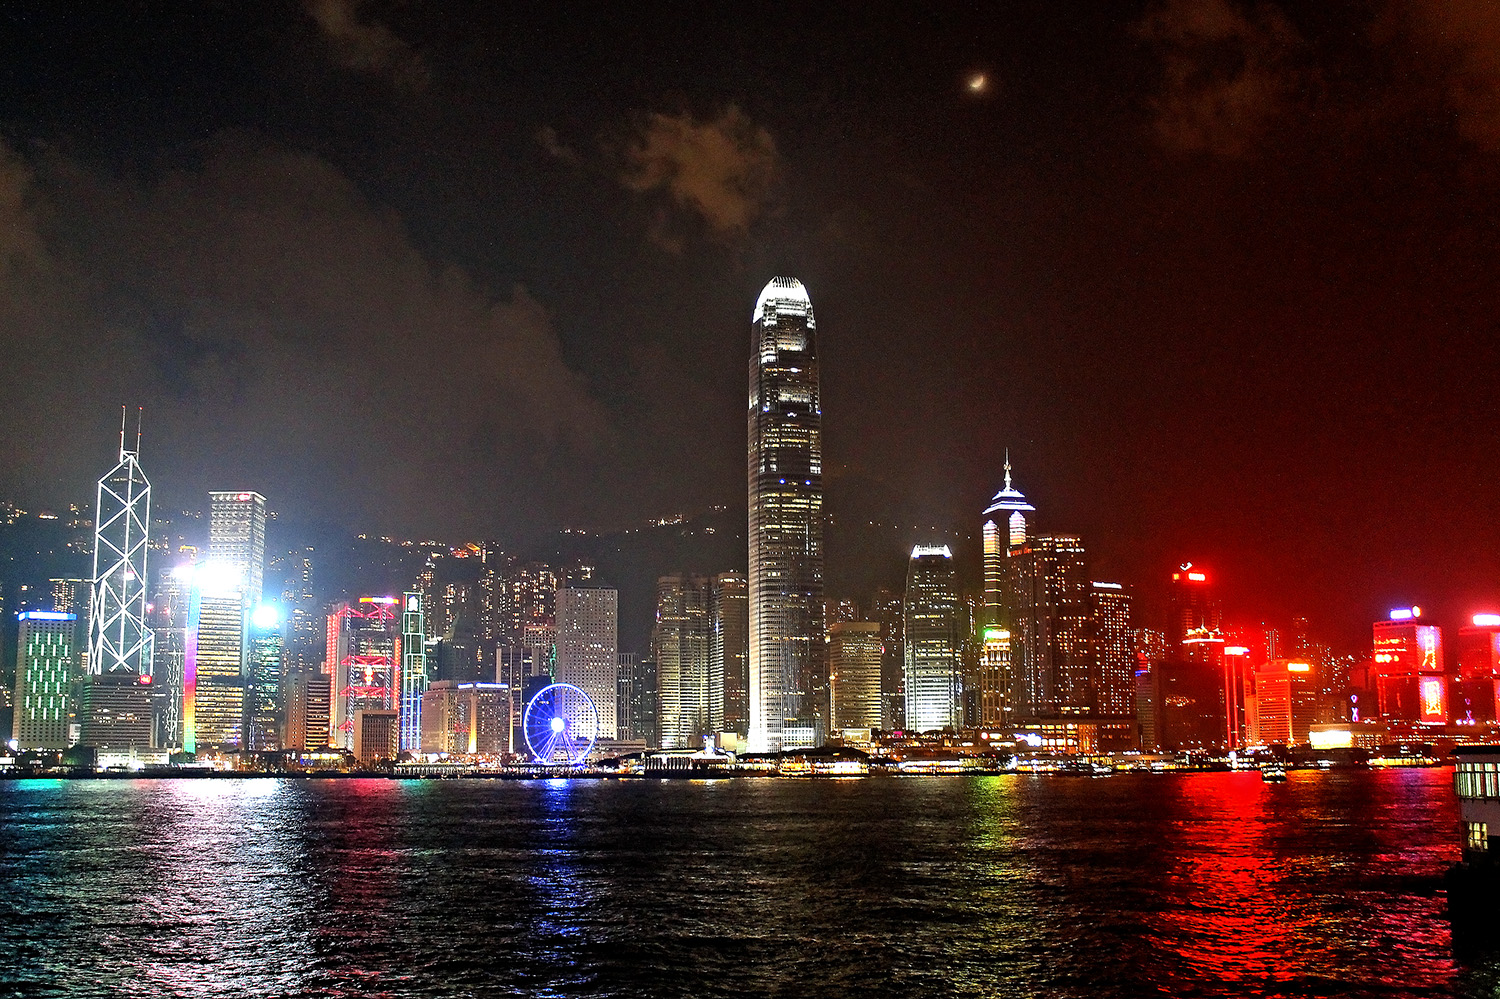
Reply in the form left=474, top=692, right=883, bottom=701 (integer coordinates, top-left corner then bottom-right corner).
left=1259, top=761, right=1288, bottom=782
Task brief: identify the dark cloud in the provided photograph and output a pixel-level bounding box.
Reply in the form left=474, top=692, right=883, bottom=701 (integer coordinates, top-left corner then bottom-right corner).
left=0, top=141, right=44, bottom=268
left=615, top=106, right=779, bottom=248
left=1136, top=0, right=1309, bottom=157
left=304, top=0, right=431, bottom=90
left=0, top=135, right=608, bottom=533
left=535, top=125, right=580, bottom=166
left=1383, top=0, right=1500, bottom=151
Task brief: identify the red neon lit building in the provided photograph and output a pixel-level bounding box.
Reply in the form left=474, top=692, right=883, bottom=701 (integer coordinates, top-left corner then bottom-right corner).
left=1455, top=614, right=1500, bottom=724
left=328, top=597, right=401, bottom=750
left=1372, top=609, right=1445, bottom=724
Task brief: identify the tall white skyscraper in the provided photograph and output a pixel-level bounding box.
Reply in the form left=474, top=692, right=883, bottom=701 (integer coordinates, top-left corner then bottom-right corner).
left=555, top=587, right=618, bottom=740
left=181, top=490, right=269, bottom=751
left=748, top=276, right=824, bottom=753
left=89, top=412, right=153, bottom=676
left=208, top=491, right=267, bottom=605
left=904, top=545, right=961, bottom=733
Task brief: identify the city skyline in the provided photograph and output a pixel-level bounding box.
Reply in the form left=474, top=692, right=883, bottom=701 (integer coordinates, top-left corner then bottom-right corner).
left=4, top=440, right=1495, bottom=657
left=9, top=394, right=1500, bottom=768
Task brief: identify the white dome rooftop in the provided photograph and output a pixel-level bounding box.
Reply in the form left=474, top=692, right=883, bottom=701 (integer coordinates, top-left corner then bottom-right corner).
left=753, top=276, right=813, bottom=325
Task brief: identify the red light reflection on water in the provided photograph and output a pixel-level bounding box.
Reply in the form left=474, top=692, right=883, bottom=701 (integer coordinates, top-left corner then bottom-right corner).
left=1142, top=769, right=1458, bottom=996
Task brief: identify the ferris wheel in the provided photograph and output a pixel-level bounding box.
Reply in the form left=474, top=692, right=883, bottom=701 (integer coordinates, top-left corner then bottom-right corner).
left=523, top=682, right=600, bottom=765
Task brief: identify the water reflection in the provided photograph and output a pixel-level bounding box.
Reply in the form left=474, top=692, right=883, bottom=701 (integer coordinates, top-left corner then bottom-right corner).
left=1140, top=770, right=1457, bottom=995
left=0, top=770, right=1477, bottom=999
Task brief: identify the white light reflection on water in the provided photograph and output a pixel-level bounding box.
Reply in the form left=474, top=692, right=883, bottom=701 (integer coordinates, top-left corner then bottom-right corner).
left=127, top=779, right=318, bottom=997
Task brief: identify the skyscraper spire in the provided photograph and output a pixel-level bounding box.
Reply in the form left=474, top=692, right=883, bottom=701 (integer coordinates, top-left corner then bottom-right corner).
left=982, top=453, right=1038, bottom=630
left=89, top=413, right=154, bottom=676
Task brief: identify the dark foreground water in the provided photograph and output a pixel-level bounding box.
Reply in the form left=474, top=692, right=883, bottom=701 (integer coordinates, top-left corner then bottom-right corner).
left=0, top=769, right=1490, bottom=998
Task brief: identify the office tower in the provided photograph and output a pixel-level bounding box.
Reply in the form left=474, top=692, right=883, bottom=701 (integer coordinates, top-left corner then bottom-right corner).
left=978, top=625, right=1012, bottom=728
left=871, top=587, right=905, bottom=730
left=88, top=414, right=154, bottom=676
left=555, top=587, right=618, bottom=740
left=11, top=611, right=78, bottom=749
left=439, top=582, right=474, bottom=643
left=1146, top=565, right=1227, bottom=750
left=477, top=546, right=510, bottom=645
left=958, top=592, right=985, bottom=728
left=285, top=672, right=332, bottom=750
left=1247, top=659, right=1319, bottom=746
left=748, top=276, right=825, bottom=753
left=904, top=545, right=961, bottom=733
left=617, top=653, right=658, bottom=745
left=1455, top=614, right=1500, bottom=723
left=244, top=604, right=284, bottom=751
left=420, top=680, right=461, bottom=753
left=1218, top=644, right=1250, bottom=748
left=653, top=574, right=711, bottom=749
left=147, top=565, right=191, bottom=747
left=499, top=561, right=558, bottom=643
left=276, top=547, right=315, bottom=609
left=78, top=673, right=155, bottom=752
left=711, top=571, right=749, bottom=736
left=419, top=680, right=511, bottom=755
left=498, top=637, right=553, bottom=749
left=982, top=456, right=1035, bottom=626
left=1088, top=582, right=1135, bottom=715
left=208, top=492, right=267, bottom=604
left=182, top=561, right=252, bottom=753
left=416, top=559, right=440, bottom=635
left=1372, top=608, right=1446, bottom=723
left=277, top=546, right=319, bottom=677
left=1167, top=563, right=1221, bottom=646
left=1002, top=535, right=1091, bottom=719
left=49, top=578, right=86, bottom=616
left=330, top=597, right=399, bottom=749
left=400, top=591, right=428, bottom=753
left=829, top=622, right=883, bottom=730
left=186, top=568, right=249, bottom=752
left=1132, top=627, right=1167, bottom=749
left=352, top=709, right=398, bottom=765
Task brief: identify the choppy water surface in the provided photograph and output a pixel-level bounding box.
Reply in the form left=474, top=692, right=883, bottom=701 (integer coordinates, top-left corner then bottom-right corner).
left=0, top=769, right=1488, bottom=998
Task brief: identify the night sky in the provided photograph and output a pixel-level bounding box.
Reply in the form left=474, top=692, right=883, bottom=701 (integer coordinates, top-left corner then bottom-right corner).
left=1, top=1, right=1497, bottom=646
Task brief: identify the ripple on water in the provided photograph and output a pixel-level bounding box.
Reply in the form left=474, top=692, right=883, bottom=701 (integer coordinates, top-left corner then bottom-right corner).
left=0, top=770, right=1477, bottom=999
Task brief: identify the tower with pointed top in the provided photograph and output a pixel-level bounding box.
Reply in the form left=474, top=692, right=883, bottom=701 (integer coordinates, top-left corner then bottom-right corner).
left=88, top=409, right=154, bottom=677
left=982, top=454, right=1035, bottom=627
left=748, top=276, right=825, bottom=753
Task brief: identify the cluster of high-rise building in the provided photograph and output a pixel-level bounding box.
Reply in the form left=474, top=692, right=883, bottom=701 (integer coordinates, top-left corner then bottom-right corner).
left=5, top=446, right=637, bottom=764
left=8, top=281, right=1500, bottom=768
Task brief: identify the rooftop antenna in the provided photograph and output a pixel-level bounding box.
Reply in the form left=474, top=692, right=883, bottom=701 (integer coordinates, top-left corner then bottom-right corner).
left=118, top=405, right=127, bottom=459
left=135, top=407, right=143, bottom=455
left=1004, top=449, right=1012, bottom=490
